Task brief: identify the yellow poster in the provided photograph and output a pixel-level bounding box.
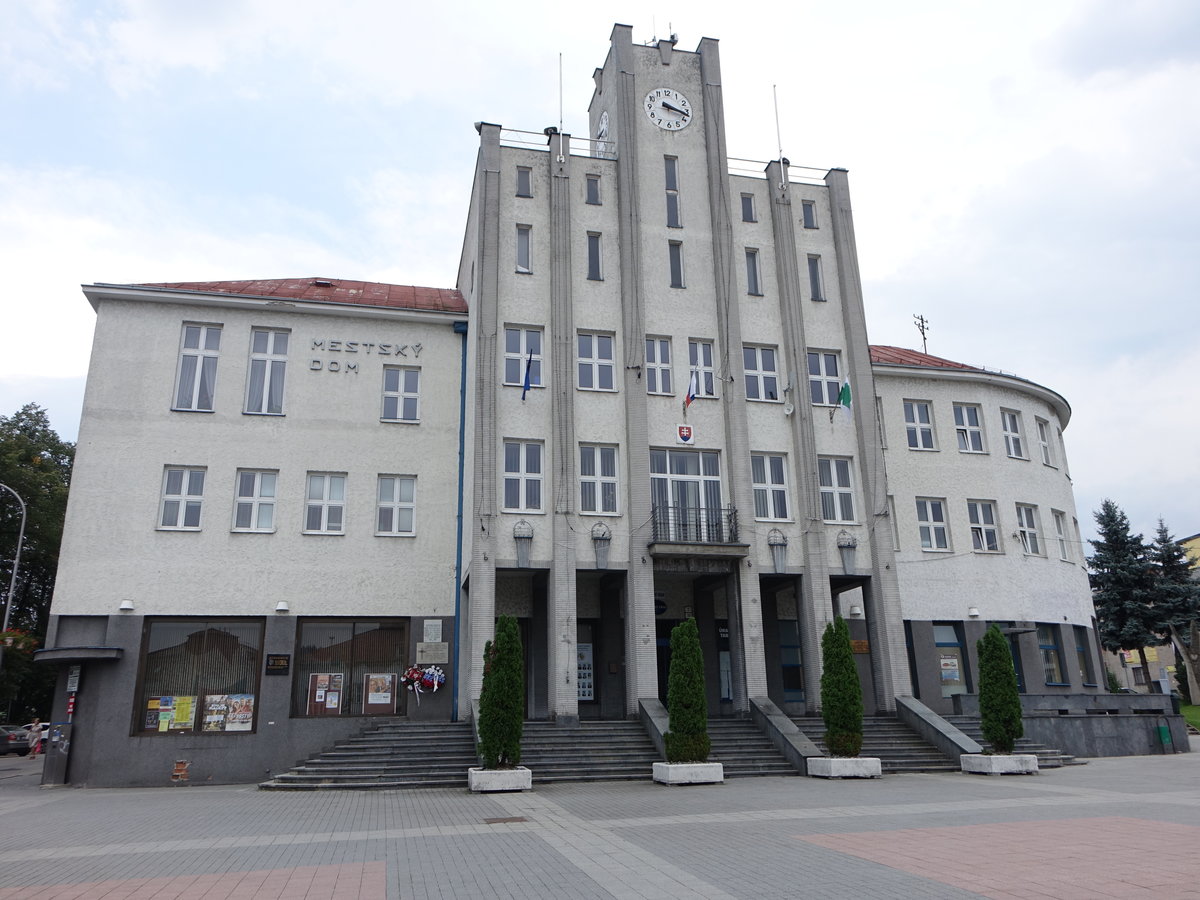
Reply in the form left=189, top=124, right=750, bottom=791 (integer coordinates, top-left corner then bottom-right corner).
left=173, top=696, right=197, bottom=730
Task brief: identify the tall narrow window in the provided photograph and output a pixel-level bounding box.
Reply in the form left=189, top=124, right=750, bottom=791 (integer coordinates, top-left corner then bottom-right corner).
left=645, top=338, right=673, bottom=395
left=174, top=324, right=221, bottom=411
left=807, top=351, right=840, bottom=405
left=515, top=166, right=532, bottom=197
left=967, top=500, right=999, bottom=552
left=916, top=498, right=949, bottom=550
left=953, top=404, right=985, bottom=452
left=807, top=255, right=825, bottom=301
left=159, top=467, right=205, bottom=530
left=503, top=441, right=542, bottom=512
left=664, top=156, right=681, bottom=227
left=904, top=400, right=936, bottom=449
left=1036, top=418, right=1054, bottom=466
left=689, top=340, right=716, bottom=398
left=743, top=345, right=779, bottom=401
left=649, top=449, right=723, bottom=543
left=1001, top=410, right=1025, bottom=458
left=577, top=332, right=615, bottom=391
left=516, top=225, right=532, bottom=273
left=817, top=457, right=854, bottom=523
left=233, top=470, right=276, bottom=532
left=245, top=329, right=288, bottom=415
left=751, top=454, right=789, bottom=520
left=1038, top=624, right=1067, bottom=684
left=1074, top=625, right=1096, bottom=685
left=504, top=327, right=542, bottom=387
left=1016, top=504, right=1041, bottom=554
left=381, top=367, right=419, bottom=422
left=585, top=174, right=601, bottom=205
left=305, top=473, right=346, bottom=534
left=668, top=241, right=684, bottom=287
left=376, top=475, right=415, bottom=536
left=579, top=444, right=618, bottom=514
left=745, top=249, right=762, bottom=295
left=587, top=233, right=603, bottom=281
left=1054, top=510, right=1071, bottom=561
left=934, top=623, right=970, bottom=698
left=741, top=193, right=756, bottom=222
left=802, top=199, right=818, bottom=229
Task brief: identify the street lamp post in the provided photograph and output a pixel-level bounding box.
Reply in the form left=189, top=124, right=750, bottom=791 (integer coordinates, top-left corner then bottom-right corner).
left=0, top=482, right=28, bottom=676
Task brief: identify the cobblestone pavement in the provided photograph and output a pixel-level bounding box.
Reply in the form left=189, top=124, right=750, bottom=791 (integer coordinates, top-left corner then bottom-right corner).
left=1, top=751, right=1198, bottom=899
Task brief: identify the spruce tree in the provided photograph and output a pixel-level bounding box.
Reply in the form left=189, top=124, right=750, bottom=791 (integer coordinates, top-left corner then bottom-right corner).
left=477, top=615, right=524, bottom=768
left=1088, top=500, right=1159, bottom=681
left=820, top=617, right=863, bottom=757
left=1148, top=521, right=1200, bottom=703
left=664, top=618, right=711, bottom=763
left=977, top=624, right=1023, bottom=753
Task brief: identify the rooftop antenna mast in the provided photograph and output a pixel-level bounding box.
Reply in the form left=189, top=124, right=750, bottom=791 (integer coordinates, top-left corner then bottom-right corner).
left=773, top=85, right=786, bottom=192
left=558, top=52, right=563, bottom=134
left=913, top=314, right=930, bottom=354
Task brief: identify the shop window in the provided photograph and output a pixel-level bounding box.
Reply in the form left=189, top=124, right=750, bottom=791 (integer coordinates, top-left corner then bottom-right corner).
left=933, top=622, right=969, bottom=698
left=137, top=618, right=263, bottom=734
left=291, top=619, right=410, bottom=716
left=1074, top=625, right=1096, bottom=686
left=1038, top=623, right=1068, bottom=685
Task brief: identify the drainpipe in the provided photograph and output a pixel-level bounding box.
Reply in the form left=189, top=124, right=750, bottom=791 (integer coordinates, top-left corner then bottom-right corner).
left=452, top=320, right=468, bottom=721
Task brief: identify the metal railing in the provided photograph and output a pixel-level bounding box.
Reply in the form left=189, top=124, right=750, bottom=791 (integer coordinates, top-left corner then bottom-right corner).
left=650, top=505, right=739, bottom=544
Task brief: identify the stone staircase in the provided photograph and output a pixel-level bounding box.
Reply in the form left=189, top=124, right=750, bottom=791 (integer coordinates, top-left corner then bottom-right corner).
left=792, top=715, right=960, bottom=773
left=519, top=720, right=659, bottom=783
left=943, top=715, right=1083, bottom=767
left=706, top=718, right=797, bottom=777
left=259, top=719, right=477, bottom=790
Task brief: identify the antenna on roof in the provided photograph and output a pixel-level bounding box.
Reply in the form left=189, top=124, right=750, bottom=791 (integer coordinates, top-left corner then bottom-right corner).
left=773, top=85, right=786, bottom=192
left=913, top=314, right=930, bottom=354
left=558, top=52, right=563, bottom=134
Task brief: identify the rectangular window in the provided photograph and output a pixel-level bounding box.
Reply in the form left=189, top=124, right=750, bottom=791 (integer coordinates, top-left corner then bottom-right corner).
left=649, top=449, right=724, bottom=543
left=807, top=255, right=825, bottom=301
left=1016, top=503, right=1041, bottom=554
left=645, top=338, right=673, bottom=395
left=807, top=351, right=840, bottom=405
left=577, top=332, right=615, bottom=391
left=245, top=329, right=288, bottom=415
left=138, top=618, right=262, bottom=734
left=233, top=470, right=276, bottom=532
left=779, top=619, right=805, bottom=702
left=954, top=404, right=985, bottom=452
left=173, top=324, right=221, bottom=411
left=1037, top=418, right=1054, bottom=466
left=745, top=249, right=762, bottom=295
left=743, top=345, right=779, bottom=401
left=916, top=498, right=949, bottom=550
left=1074, top=625, right=1096, bottom=685
left=668, top=241, right=684, bottom=287
left=689, top=340, right=716, bottom=398
left=586, top=233, right=603, bottom=281
left=665, top=156, right=681, bottom=227
left=1001, top=410, right=1025, bottom=458
left=504, top=327, right=542, bottom=387
left=968, top=500, right=1000, bottom=552
left=751, top=454, right=789, bottom=520
left=585, top=174, right=601, bottom=205
left=159, top=467, right=205, bottom=530
left=516, top=225, right=532, bottom=273
left=382, top=366, right=419, bottom=422
left=579, top=444, right=618, bottom=514
left=516, top=166, right=532, bottom=198
left=376, top=475, right=415, bottom=536
left=1038, top=624, right=1067, bottom=684
left=304, top=473, right=346, bottom=534
left=291, top=619, right=408, bottom=717
left=503, top=441, right=543, bottom=512
left=741, top=193, right=756, bottom=222
left=1054, top=510, right=1071, bottom=561
left=802, top=199, right=817, bottom=229
left=904, top=400, right=936, bottom=450
left=818, top=457, right=854, bottom=522
left=934, top=623, right=970, bottom=698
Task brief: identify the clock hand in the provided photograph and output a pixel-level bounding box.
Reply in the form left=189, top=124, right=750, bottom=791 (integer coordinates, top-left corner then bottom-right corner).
left=661, top=100, right=688, bottom=115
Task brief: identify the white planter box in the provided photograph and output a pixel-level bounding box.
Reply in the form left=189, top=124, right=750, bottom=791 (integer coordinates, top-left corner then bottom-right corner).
left=960, top=754, right=1039, bottom=775
left=467, top=766, right=532, bottom=792
left=807, top=757, right=882, bottom=779
left=652, top=762, right=724, bottom=785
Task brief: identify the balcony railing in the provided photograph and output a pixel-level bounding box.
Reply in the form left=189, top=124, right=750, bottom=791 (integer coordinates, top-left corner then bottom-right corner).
left=651, top=505, right=740, bottom=544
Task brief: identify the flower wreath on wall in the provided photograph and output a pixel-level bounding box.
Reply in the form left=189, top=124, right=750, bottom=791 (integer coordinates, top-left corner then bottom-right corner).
left=401, top=665, right=446, bottom=706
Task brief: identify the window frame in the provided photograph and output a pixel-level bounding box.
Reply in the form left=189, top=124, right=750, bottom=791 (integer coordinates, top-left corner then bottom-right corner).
left=1038, top=623, right=1068, bottom=685
left=817, top=456, right=855, bottom=523
left=173, top=323, right=221, bottom=412
left=503, top=327, right=543, bottom=388
left=1074, top=624, right=1097, bottom=686
left=743, top=345, right=780, bottom=402
left=807, top=350, right=841, bottom=406
left=503, top=440, right=544, bottom=513
left=577, top=332, right=616, bottom=391
left=645, top=337, right=673, bottom=395
left=668, top=241, right=685, bottom=288
left=751, top=453, right=790, bottom=521
left=244, top=328, right=289, bottom=416
left=515, top=166, right=532, bottom=198
left=304, top=472, right=346, bottom=535
left=586, top=232, right=603, bottom=281
left=689, top=340, right=716, bottom=399
left=954, top=403, right=986, bottom=453
left=1053, top=509, right=1071, bottom=561
left=1036, top=418, right=1055, bottom=466
left=801, top=199, right=818, bottom=229
left=585, top=174, right=601, bottom=205
left=381, top=366, right=420, bottom=423
left=375, top=475, right=416, bottom=537
left=159, top=466, right=206, bottom=531
left=967, top=500, right=1000, bottom=552
left=1001, top=409, right=1026, bottom=459
left=741, top=193, right=756, bottom=223
left=1016, top=503, right=1041, bottom=555
left=232, top=469, right=277, bottom=533
left=903, top=400, right=936, bottom=450
left=515, top=224, right=532, bottom=274
left=807, top=254, right=825, bottom=301
left=665, top=156, right=681, bottom=227
left=916, top=497, right=950, bottom=551
left=579, top=444, right=619, bottom=515
left=745, top=248, right=762, bottom=296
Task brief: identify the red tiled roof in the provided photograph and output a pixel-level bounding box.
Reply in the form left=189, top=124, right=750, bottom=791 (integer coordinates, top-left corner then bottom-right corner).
left=132, top=278, right=467, bottom=314
left=869, top=345, right=982, bottom=371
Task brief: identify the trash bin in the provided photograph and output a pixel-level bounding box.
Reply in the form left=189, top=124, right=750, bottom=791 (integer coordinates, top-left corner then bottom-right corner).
left=1156, top=719, right=1174, bottom=754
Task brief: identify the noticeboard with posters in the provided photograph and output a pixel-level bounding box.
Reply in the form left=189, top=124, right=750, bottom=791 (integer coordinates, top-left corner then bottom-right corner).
left=307, top=673, right=344, bottom=716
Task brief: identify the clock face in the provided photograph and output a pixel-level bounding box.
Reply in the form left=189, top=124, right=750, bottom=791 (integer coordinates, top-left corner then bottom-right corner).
left=644, top=88, right=692, bottom=130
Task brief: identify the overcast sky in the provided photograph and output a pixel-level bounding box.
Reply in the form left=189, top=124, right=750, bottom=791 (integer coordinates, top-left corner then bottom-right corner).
left=2, top=0, right=1198, bottom=545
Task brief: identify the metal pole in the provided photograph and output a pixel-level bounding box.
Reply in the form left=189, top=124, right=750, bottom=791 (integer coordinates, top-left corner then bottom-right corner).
left=0, top=482, right=28, bottom=677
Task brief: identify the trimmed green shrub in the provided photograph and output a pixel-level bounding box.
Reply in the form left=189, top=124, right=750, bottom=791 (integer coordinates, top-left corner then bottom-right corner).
left=820, top=617, right=863, bottom=757
left=477, top=615, right=524, bottom=768
left=664, top=618, right=711, bottom=763
left=977, top=623, right=1023, bottom=754
left=1105, top=667, right=1122, bottom=694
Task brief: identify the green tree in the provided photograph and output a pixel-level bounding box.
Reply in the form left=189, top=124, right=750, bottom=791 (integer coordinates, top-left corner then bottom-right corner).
left=1148, top=521, right=1200, bottom=703
left=820, top=617, right=863, bottom=757
left=1088, top=500, right=1159, bottom=684
left=0, top=404, right=74, bottom=721
left=477, top=615, right=524, bottom=768
left=977, top=624, right=1023, bottom=753
left=664, top=617, right=711, bottom=763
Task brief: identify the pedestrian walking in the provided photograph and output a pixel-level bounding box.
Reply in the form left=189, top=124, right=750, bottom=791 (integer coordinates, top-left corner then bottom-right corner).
left=27, top=719, right=42, bottom=758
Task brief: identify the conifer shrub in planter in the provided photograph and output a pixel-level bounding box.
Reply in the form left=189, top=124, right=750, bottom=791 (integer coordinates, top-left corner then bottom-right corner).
left=811, top=616, right=880, bottom=778
left=654, top=618, right=722, bottom=784
left=470, top=615, right=531, bottom=791
left=962, top=623, right=1037, bottom=775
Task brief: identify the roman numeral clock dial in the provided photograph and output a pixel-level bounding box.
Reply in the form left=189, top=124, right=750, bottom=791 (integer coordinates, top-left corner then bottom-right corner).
left=644, top=88, right=692, bottom=130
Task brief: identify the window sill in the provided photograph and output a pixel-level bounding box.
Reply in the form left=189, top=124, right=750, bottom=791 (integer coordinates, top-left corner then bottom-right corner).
left=375, top=532, right=416, bottom=538
left=302, top=531, right=345, bottom=536
left=580, top=510, right=620, bottom=517
left=647, top=392, right=676, bottom=398
left=515, top=269, right=532, bottom=275
left=748, top=398, right=784, bottom=404
left=972, top=550, right=1003, bottom=555
left=1043, top=682, right=1071, bottom=687
left=920, top=548, right=952, bottom=553
left=958, top=449, right=988, bottom=455
left=243, top=411, right=286, bottom=417
left=577, top=387, right=619, bottom=393
left=380, top=418, right=420, bottom=425
left=748, top=292, right=764, bottom=297
left=231, top=529, right=276, bottom=535
left=156, top=527, right=202, bottom=532
left=907, top=447, right=940, bottom=452
left=505, top=383, right=543, bottom=390
left=170, top=407, right=215, bottom=414
left=1007, top=455, right=1030, bottom=461
left=754, top=517, right=794, bottom=524
left=501, top=509, right=546, bottom=515
left=810, top=297, right=827, bottom=302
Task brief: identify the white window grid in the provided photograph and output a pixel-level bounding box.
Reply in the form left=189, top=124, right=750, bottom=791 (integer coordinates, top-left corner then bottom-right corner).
left=904, top=400, right=936, bottom=450
left=954, top=404, right=985, bottom=452
left=304, top=473, right=346, bottom=534
left=1016, top=504, right=1041, bottom=554
left=516, top=224, right=532, bottom=273
left=745, top=249, right=762, bottom=295
left=173, top=324, right=221, bottom=412
left=741, top=193, right=756, bottom=222
left=245, top=329, right=288, bottom=415
left=1037, top=418, right=1054, bottom=466
left=586, top=233, right=602, bottom=281
left=916, top=498, right=949, bottom=550
left=579, top=444, right=618, bottom=514
left=807, top=255, right=825, bottom=301
left=1001, top=410, right=1025, bottom=458
left=818, top=457, right=855, bottom=523
left=504, top=327, right=542, bottom=387
left=160, top=467, right=205, bottom=530
left=645, top=338, right=673, bottom=395
left=807, top=351, right=840, bottom=405
left=968, top=500, right=1000, bottom=552
left=503, top=440, right=543, bottom=512
left=577, top=333, right=615, bottom=391
left=233, top=470, right=276, bottom=532
left=382, top=366, right=420, bottom=422
left=668, top=241, right=684, bottom=287
left=665, top=156, right=681, bottom=227
left=376, top=475, right=416, bottom=536
left=689, top=340, right=716, bottom=398
left=743, top=345, right=779, bottom=401
left=802, top=200, right=818, bottom=229
left=1053, top=510, right=1070, bottom=561
left=751, top=454, right=789, bottom=520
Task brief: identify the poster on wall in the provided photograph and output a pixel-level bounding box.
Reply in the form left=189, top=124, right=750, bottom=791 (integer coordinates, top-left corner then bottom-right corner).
left=201, top=694, right=255, bottom=732
left=203, top=695, right=229, bottom=732
left=363, top=673, right=398, bottom=714
left=307, top=673, right=344, bottom=716
left=577, top=644, right=594, bottom=701
left=147, top=696, right=197, bottom=732
left=939, top=655, right=961, bottom=684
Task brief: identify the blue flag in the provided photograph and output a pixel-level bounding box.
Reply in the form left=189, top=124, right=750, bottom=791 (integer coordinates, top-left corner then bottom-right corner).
left=521, top=350, right=533, bottom=401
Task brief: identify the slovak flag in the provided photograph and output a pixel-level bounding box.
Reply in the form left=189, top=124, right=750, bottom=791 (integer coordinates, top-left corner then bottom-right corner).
left=521, top=350, right=534, bottom=401
left=684, top=369, right=698, bottom=411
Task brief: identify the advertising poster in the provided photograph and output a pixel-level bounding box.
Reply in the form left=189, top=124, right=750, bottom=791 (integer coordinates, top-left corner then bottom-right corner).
left=308, top=673, right=344, bottom=716
left=225, top=694, right=254, bottom=731
left=173, top=696, right=196, bottom=730
left=577, top=644, right=594, bottom=701
left=203, top=695, right=229, bottom=732
left=940, top=655, right=961, bottom=684
left=363, top=673, right=397, bottom=714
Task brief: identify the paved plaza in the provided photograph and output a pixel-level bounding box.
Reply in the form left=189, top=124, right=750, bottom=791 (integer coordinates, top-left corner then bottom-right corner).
left=1, top=751, right=1198, bottom=899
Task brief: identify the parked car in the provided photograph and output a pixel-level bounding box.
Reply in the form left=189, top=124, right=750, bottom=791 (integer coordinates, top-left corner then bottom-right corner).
left=1, top=725, right=30, bottom=756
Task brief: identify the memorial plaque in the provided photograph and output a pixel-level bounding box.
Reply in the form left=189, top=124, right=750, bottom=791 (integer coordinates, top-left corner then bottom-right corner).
left=416, top=642, right=449, bottom=664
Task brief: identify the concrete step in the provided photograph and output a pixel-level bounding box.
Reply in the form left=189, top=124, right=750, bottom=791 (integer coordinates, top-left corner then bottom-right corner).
left=792, top=715, right=956, bottom=773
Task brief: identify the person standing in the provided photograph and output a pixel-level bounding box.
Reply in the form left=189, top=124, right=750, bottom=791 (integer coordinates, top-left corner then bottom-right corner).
left=26, top=719, right=42, bottom=759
